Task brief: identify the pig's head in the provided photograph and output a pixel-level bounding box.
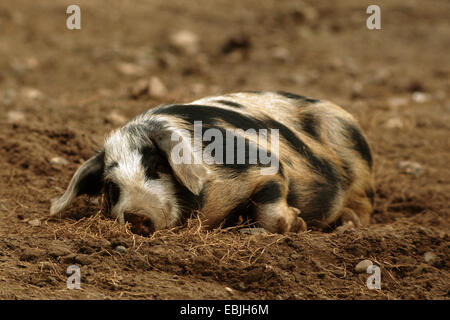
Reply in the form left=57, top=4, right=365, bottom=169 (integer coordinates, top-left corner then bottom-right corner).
left=50, top=120, right=209, bottom=233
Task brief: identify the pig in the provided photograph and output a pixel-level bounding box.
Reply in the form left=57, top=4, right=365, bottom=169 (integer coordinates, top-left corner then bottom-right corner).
left=50, top=91, right=374, bottom=235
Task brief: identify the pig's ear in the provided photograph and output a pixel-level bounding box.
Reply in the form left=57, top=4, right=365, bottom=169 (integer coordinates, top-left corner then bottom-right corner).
left=149, top=125, right=210, bottom=196
left=50, top=151, right=105, bottom=216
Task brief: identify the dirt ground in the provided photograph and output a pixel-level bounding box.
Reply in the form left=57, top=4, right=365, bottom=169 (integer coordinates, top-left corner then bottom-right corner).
left=0, top=0, right=449, bottom=300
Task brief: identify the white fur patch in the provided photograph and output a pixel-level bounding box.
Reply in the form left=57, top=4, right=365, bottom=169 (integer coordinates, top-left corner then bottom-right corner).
left=104, top=129, right=181, bottom=230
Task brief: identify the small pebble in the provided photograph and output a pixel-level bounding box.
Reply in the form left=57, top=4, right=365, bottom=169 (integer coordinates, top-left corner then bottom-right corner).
left=236, top=281, right=247, bottom=291
left=355, top=259, right=373, bottom=273
left=423, top=252, right=436, bottom=264
left=25, top=57, right=39, bottom=70
left=367, top=68, right=390, bottom=84
left=291, top=6, right=319, bottom=24
left=114, top=245, right=127, bottom=253
left=148, top=76, right=168, bottom=98
left=7, top=110, right=26, bottom=123
left=28, top=219, right=41, bottom=227
left=381, top=225, right=394, bottom=233
left=191, top=83, right=206, bottom=95
left=384, top=117, right=404, bottom=129
left=351, top=82, right=364, bottom=96
left=271, top=47, right=291, bottom=62
left=2, top=89, right=17, bottom=105
left=48, top=244, right=72, bottom=257
left=302, top=6, right=318, bottom=23
left=398, top=161, right=423, bottom=177
left=129, top=79, right=150, bottom=98
left=412, top=92, right=429, bottom=103
left=225, top=287, right=234, bottom=294
left=291, top=74, right=308, bottom=85
left=10, top=60, right=28, bottom=74
left=21, top=87, right=43, bottom=100
left=39, top=261, right=53, bottom=271
left=106, top=111, right=128, bottom=125
left=170, top=30, right=199, bottom=55
left=116, top=62, right=145, bottom=76
left=50, top=156, right=69, bottom=166
left=129, top=77, right=168, bottom=99
left=239, top=228, right=268, bottom=235
left=335, top=223, right=355, bottom=234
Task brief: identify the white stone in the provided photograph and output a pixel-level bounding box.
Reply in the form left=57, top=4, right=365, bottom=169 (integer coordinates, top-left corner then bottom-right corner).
left=398, top=161, right=422, bottom=177
left=148, top=76, right=168, bottom=98
left=424, top=252, right=436, bottom=264
left=21, top=87, right=43, bottom=100
left=50, top=157, right=69, bottom=166
left=7, top=110, right=26, bottom=123
left=355, top=259, right=373, bottom=273
left=384, top=117, right=404, bottom=129
left=116, top=62, right=144, bottom=76
left=412, top=92, right=429, bottom=103
left=271, top=47, right=291, bottom=62
left=239, top=228, right=268, bottom=235
left=170, top=30, right=199, bottom=55
left=114, top=245, right=127, bottom=253
left=28, top=219, right=41, bottom=227
left=106, top=111, right=128, bottom=125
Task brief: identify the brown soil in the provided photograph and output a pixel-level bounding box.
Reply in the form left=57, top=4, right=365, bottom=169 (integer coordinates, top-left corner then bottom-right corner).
left=0, top=0, right=449, bottom=299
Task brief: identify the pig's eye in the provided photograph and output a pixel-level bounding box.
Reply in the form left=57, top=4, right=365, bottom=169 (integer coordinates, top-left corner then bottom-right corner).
left=141, top=146, right=170, bottom=180
left=105, top=181, right=121, bottom=206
